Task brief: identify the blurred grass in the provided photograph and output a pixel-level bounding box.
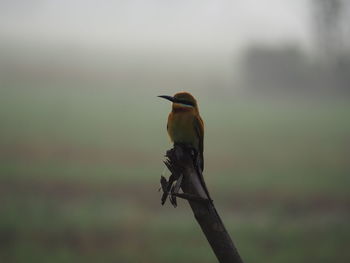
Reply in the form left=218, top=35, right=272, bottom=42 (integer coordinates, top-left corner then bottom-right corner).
left=0, top=85, right=349, bottom=263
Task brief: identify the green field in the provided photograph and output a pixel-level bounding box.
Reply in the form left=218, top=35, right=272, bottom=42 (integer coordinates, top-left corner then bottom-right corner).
left=0, top=86, right=349, bottom=263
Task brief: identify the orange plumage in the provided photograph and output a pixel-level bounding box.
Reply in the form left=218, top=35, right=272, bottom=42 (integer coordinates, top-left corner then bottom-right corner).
left=165, top=92, right=204, bottom=171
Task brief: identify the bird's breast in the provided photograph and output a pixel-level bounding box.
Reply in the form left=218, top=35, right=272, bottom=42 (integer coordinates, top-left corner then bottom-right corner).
left=167, top=111, right=197, bottom=146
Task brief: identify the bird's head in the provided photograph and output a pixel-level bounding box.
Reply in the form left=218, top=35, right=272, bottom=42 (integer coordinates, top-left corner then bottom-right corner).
left=158, top=92, right=198, bottom=111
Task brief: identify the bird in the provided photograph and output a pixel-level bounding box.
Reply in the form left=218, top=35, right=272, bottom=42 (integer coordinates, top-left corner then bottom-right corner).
left=158, top=92, right=211, bottom=201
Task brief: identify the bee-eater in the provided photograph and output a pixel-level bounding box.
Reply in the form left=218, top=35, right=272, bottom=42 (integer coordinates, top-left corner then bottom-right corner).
left=159, top=92, right=211, bottom=200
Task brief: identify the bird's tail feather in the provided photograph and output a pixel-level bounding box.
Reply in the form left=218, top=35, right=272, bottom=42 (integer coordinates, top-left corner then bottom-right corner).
left=194, top=153, right=212, bottom=203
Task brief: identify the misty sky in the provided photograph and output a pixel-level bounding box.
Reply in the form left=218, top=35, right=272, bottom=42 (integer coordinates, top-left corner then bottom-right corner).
left=0, top=0, right=312, bottom=53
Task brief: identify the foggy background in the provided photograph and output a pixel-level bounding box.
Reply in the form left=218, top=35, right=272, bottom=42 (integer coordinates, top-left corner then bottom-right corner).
left=0, top=1, right=349, bottom=262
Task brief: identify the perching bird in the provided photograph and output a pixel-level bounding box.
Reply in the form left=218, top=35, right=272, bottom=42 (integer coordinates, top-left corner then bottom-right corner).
left=158, top=92, right=211, bottom=201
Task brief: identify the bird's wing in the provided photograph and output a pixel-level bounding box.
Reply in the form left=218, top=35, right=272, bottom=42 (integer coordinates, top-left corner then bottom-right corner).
left=194, top=115, right=212, bottom=201
left=194, top=115, right=204, bottom=171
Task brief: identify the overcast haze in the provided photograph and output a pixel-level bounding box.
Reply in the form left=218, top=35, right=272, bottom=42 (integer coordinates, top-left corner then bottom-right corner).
left=1, top=2, right=350, bottom=263
left=0, top=0, right=312, bottom=53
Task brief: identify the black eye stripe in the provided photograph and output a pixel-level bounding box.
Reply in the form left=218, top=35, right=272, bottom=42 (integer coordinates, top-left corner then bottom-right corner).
left=178, top=100, right=195, bottom=106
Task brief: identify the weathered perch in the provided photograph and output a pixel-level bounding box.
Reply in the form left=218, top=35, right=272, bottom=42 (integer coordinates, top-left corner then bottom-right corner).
left=160, top=144, right=243, bottom=263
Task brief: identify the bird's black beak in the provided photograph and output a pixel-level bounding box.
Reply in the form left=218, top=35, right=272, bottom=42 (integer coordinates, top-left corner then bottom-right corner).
left=158, top=95, right=176, bottom=103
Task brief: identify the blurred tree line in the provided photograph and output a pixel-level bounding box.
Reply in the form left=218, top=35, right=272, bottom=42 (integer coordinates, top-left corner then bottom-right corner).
left=241, top=45, right=350, bottom=97
left=241, top=0, right=350, bottom=97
